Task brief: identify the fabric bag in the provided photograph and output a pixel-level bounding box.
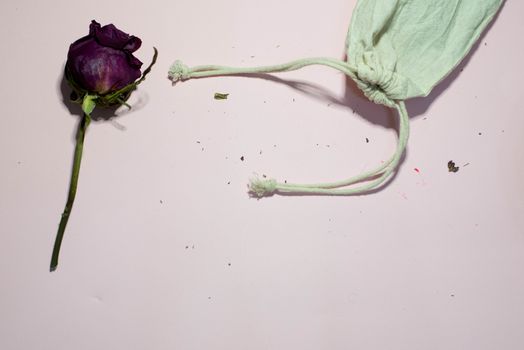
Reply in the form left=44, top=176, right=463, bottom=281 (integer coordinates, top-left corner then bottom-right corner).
left=169, top=0, right=503, bottom=196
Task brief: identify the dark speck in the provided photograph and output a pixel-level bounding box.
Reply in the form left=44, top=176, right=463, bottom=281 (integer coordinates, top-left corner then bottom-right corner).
left=227, top=181, right=231, bottom=185
left=160, top=200, right=163, bottom=204
left=478, top=132, right=482, bottom=136
left=240, top=156, right=245, bottom=161
left=365, top=138, right=369, bottom=143
left=448, top=160, right=459, bottom=173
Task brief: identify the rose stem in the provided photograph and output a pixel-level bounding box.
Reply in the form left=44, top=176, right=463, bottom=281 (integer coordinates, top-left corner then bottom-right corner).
left=50, top=113, right=91, bottom=272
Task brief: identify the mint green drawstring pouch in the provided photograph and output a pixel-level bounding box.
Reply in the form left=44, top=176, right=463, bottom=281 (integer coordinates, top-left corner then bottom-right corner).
left=169, top=0, right=503, bottom=196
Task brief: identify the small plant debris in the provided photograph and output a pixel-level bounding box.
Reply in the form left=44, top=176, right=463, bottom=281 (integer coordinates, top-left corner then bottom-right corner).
left=214, top=92, right=229, bottom=100
left=448, top=160, right=459, bottom=173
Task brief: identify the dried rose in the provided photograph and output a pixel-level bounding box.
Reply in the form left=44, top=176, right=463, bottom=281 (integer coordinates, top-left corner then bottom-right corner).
left=51, top=21, right=157, bottom=271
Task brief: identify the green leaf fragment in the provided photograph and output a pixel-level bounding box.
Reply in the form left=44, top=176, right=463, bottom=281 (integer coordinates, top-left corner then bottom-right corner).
left=214, top=93, right=229, bottom=100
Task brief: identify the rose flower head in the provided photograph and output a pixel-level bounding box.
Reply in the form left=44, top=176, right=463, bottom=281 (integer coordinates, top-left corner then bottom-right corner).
left=67, top=20, right=142, bottom=94
left=65, top=20, right=157, bottom=111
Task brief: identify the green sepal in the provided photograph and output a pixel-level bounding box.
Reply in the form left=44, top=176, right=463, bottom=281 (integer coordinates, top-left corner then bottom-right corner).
left=82, top=94, right=97, bottom=115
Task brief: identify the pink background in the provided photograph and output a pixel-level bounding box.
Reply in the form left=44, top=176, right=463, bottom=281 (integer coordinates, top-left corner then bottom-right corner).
left=1, top=0, right=523, bottom=349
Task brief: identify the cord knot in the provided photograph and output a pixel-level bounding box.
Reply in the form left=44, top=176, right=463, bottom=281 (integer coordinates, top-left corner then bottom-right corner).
left=249, top=177, right=277, bottom=197
left=168, top=60, right=191, bottom=82
left=353, top=52, right=408, bottom=108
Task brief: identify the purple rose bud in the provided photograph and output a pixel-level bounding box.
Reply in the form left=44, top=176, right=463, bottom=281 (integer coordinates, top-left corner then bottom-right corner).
left=66, top=20, right=143, bottom=95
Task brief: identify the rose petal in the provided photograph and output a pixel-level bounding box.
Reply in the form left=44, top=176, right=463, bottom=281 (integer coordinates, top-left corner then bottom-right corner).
left=127, top=54, right=143, bottom=69
left=67, top=39, right=142, bottom=94
left=124, top=36, right=142, bottom=52
left=89, top=20, right=101, bottom=36
left=94, top=23, right=132, bottom=50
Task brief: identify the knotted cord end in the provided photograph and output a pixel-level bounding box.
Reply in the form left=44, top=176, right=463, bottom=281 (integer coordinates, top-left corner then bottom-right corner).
left=248, top=177, right=277, bottom=197
left=168, top=60, right=191, bottom=82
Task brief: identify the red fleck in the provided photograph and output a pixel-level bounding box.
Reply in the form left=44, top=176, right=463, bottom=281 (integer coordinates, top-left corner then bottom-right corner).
left=414, top=168, right=420, bottom=173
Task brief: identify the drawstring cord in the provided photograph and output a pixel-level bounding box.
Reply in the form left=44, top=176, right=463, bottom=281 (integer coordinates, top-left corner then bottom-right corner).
left=168, top=57, right=409, bottom=196
left=169, top=57, right=357, bottom=82
left=249, top=101, right=408, bottom=196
